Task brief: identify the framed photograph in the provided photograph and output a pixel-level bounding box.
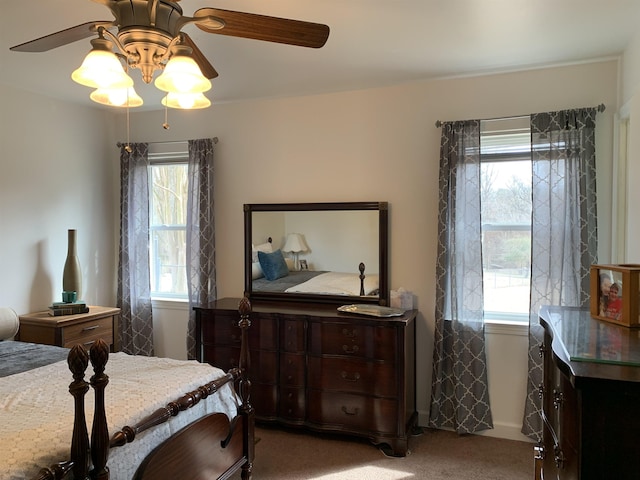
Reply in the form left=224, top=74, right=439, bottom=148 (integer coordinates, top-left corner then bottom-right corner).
left=299, top=259, right=308, bottom=270
left=590, top=264, right=640, bottom=328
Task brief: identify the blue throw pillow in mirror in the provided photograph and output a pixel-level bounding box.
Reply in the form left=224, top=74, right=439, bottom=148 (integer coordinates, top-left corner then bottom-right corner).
left=258, top=249, right=289, bottom=281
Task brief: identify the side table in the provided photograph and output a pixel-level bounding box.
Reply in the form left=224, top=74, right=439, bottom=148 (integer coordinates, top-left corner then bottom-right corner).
left=18, top=306, right=120, bottom=351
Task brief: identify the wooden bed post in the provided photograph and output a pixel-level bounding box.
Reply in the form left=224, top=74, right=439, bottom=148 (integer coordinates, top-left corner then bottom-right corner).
left=68, top=344, right=91, bottom=480
left=237, top=297, right=254, bottom=480
left=88, top=339, right=110, bottom=480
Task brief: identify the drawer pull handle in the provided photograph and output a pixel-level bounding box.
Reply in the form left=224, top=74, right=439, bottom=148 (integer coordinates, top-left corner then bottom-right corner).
left=553, top=389, right=564, bottom=409
left=82, top=325, right=100, bottom=332
left=341, top=406, right=359, bottom=416
left=341, top=371, right=361, bottom=382
left=83, top=340, right=96, bottom=347
left=342, top=345, right=359, bottom=354
left=534, top=443, right=545, bottom=461
left=553, top=444, right=564, bottom=469
left=342, top=328, right=357, bottom=338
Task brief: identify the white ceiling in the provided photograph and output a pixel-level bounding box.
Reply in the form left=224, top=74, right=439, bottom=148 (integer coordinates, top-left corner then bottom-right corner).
left=2, top=0, right=639, bottom=111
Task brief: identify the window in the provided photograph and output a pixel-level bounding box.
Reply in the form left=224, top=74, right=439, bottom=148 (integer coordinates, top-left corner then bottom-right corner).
left=148, top=145, right=189, bottom=299
left=480, top=119, right=532, bottom=322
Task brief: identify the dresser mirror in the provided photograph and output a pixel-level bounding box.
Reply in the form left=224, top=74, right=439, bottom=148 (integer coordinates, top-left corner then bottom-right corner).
left=244, top=202, right=389, bottom=305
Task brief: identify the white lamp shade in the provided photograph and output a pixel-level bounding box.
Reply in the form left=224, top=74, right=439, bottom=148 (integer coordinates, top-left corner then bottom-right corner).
left=72, top=49, right=133, bottom=89
left=154, top=55, right=211, bottom=94
left=283, top=233, right=309, bottom=253
left=90, top=87, right=143, bottom=107
left=161, top=92, right=211, bottom=109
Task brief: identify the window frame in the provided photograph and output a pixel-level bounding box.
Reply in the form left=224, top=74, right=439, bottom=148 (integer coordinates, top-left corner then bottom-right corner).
left=148, top=147, right=189, bottom=300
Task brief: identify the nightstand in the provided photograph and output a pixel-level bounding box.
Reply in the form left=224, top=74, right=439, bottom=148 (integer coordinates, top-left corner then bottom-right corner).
left=18, top=306, right=120, bottom=351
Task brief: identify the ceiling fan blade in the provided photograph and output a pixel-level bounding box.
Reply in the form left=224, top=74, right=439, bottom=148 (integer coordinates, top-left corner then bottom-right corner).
left=193, top=8, right=329, bottom=48
left=10, top=21, right=114, bottom=52
left=181, top=33, right=218, bottom=79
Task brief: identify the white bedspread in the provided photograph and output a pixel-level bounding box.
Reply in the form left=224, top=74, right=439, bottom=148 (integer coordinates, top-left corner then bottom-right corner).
left=285, top=271, right=379, bottom=296
left=0, top=353, right=238, bottom=480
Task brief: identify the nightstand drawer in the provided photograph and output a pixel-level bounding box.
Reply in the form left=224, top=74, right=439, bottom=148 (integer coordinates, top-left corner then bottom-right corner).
left=62, top=317, right=113, bottom=348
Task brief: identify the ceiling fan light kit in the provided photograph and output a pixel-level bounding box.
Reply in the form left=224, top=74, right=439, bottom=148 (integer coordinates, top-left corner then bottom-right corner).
left=11, top=0, right=330, bottom=114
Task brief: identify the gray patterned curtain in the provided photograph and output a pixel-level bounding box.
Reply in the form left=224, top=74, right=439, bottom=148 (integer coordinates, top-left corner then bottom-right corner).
left=429, top=120, right=493, bottom=434
left=521, top=108, right=598, bottom=440
left=117, top=142, right=154, bottom=356
left=186, top=138, right=217, bottom=360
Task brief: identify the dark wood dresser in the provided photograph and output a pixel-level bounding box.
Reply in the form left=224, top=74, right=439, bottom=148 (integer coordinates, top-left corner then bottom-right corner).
left=537, top=306, right=640, bottom=480
left=194, top=297, right=418, bottom=456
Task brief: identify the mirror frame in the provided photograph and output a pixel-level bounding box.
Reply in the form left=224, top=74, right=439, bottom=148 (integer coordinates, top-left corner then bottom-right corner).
left=244, top=201, right=389, bottom=305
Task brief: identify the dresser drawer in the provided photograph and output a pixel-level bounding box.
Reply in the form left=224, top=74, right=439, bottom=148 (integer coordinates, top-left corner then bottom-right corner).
left=280, top=318, right=304, bottom=353
left=279, top=387, right=306, bottom=421
left=307, top=356, right=396, bottom=397
left=308, top=322, right=396, bottom=361
left=62, top=317, right=113, bottom=348
left=200, top=310, right=277, bottom=350
left=202, top=346, right=278, bottom=384
left=307, top=391, right=398, bottom=434
left=280, top=353, right=305, bottom=387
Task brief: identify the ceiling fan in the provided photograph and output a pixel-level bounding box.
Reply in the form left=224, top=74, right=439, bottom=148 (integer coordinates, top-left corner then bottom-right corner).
left=10, top=0, right=330, bottom=108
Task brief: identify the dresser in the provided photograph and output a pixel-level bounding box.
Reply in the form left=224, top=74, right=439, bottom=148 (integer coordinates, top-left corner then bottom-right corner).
left=18, top=306, right=120, bottom=351
left=536, top=306, right=640, bottom=480
left=194, top=297, right=418, bottom=456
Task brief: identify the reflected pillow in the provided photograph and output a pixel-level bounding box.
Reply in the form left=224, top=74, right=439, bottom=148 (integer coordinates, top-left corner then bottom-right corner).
left=258, top=249, right=289, bottom=281
left=252, top=262, right=264, bottom=280
left=252, top=242, right=273, bottom=263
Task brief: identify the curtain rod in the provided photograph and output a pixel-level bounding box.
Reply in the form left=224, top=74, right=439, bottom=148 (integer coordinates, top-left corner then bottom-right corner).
left=434, top=104, right=606, bottom=128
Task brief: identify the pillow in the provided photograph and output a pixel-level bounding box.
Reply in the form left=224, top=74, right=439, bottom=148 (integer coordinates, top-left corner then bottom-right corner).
left=0, top=307, right=19, bottom=340
left=252, top=242, right=273, bottom=263
left=252, top=261, right=264, bottom=280
left=258, top=249, right=289, bottom=281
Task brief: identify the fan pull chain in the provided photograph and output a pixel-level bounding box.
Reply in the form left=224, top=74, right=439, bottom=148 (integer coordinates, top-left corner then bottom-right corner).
left=163, top=98, right=170, bottom=130
left=124, top=70, right=132, bottom=153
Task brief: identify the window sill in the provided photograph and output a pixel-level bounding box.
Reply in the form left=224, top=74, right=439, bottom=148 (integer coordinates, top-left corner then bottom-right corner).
left=485, top=319, right=529, bottom=336
left=151, top=297, right=189, bottom=311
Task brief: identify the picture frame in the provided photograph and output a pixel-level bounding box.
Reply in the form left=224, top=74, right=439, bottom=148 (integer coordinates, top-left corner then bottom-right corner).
left=590, top=264, right=640, bottom=328
left=299, top=259, right=308, bottom=270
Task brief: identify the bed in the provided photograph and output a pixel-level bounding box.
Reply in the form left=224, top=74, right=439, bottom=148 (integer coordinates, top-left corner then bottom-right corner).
left=0, top=298, right=254, bottom=480
left=251, top=241, right=379, bottom=296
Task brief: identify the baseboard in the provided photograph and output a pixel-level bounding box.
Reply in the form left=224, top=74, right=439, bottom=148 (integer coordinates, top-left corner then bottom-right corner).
left=417, top=410, right=534, bottom=444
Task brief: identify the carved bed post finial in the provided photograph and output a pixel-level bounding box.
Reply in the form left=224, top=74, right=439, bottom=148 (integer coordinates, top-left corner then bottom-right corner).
left=359, top=262, right=365, bottom=296
left=67, top=344, right=90, bottom=480
left=237, top=297, right=254, bottom=480
left=89, top=339, right=110, bottom=480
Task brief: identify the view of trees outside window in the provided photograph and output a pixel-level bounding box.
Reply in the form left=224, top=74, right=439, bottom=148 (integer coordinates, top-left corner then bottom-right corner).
left=149, top=163, right=188, bottom=298
left=480, top=129, right=532, bottom=320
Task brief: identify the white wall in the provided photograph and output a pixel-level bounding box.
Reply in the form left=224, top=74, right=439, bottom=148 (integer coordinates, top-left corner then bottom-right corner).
left=0, top=87, right=119, bottom=314
left=114, top=59, right=618, bottom=442
left=0, top=58, right=619, bottom=443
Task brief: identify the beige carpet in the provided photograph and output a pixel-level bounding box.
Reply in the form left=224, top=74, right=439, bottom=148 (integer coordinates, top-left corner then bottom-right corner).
left=229, top=425, right=534, bottom=480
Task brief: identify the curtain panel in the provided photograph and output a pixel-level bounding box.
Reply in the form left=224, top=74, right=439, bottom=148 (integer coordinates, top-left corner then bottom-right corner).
left=429, top=120, right=494, bottom=435
left=117, top=142, right=154, bottom=356
left=521, top=108, right=598, bottom=440
left=186, top=138, right=217, bottom=360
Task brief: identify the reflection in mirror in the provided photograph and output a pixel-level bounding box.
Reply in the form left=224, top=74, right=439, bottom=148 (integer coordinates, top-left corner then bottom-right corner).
left=244, top=202, right=389, bottom=305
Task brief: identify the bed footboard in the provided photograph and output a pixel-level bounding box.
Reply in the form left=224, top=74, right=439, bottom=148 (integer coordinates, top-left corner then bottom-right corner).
left=31, top=297, right=254, bottom=480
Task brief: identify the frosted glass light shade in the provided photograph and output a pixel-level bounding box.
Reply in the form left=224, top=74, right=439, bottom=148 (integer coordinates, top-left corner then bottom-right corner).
left=161, top=92, right=211, bottom=109
left=90, top=87, right=143, bottom=107
left=155, top=55, right=211, bottom=94
left=72, top=49, right=133, bottom=89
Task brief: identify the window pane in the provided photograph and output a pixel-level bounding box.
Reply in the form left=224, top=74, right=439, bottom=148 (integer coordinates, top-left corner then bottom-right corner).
left=150, top=228, right=187, bottom=295
left=481, top=158, right=532, bottom=317
left=149, top=164, right=188, bottom=298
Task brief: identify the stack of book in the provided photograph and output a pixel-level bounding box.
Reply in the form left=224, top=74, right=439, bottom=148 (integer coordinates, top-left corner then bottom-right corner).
left=48, top=301, right=90, bottom=316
